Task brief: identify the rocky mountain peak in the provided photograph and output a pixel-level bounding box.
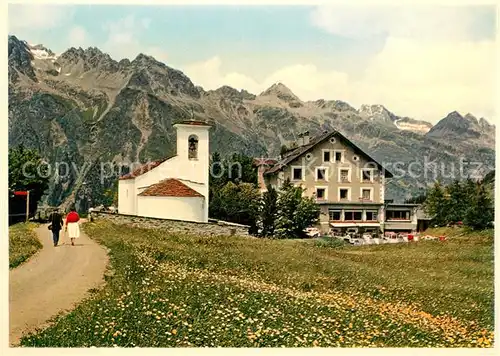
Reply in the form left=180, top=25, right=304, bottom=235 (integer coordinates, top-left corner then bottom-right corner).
left=8, top=35, right=36, bottom=82
left=426, top=110, right=482, bottom=139
left=211, top=85, right=257, bottom=101
left=259, top=82, right=300, bottom=102
left=127, top=55, right=200, bottom=99
left=57, top=46, right=120, bottom=73
left=358, top=104, right=396, bottom=123
left=30, top=44, right=56, bottom=57
left=464, top=113, right=479, bottom=124
left=84, top=46, right=104, bottom=57
left=131, top=53, right=166, bottom=69
left=119, top=58, right=131, bottom=67
left=479, top=117, right=493, bottom=129
left=445, top=110, right=463, bottom=120
left=59, top=46, right=85, bottom=61
left=313, top=99, right=356, bottom=112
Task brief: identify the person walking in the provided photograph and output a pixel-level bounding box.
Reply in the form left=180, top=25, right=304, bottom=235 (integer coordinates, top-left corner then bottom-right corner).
left=65, top=207, right=80, bottom=246
left=48, top=209, right=64, bottom=247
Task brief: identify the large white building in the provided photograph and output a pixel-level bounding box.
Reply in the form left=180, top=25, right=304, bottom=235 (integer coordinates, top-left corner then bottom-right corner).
left=117, top=120, right=212, bottom=223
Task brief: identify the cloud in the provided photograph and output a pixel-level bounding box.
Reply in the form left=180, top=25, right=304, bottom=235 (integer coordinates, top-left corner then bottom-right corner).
left=309, top=5, right=494, bottom=42
left=179, top=5, right=495, bottom=123
left=182, top=57, right=261, bottom=94
left=180, top=37, right=495, bottom=123
left=68, top=26, right=88, bottom=47
left=9, top=4, right=74, bottom=31
left=101, top=15, right=165, bottom=61
left=146, top=47, right=169, bottom=63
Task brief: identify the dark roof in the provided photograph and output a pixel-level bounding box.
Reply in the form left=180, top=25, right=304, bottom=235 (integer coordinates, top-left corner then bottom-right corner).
left=264, top=130, right=393, bottom=177
left=173, top=119, right=213, bottom=127
left=253, top=158, right=278, bottom=166
left=138, top=178, right=204, bottom=197
left=119, top=155, right=176, bottom=180
left=416, top=207, right=432, bottom=220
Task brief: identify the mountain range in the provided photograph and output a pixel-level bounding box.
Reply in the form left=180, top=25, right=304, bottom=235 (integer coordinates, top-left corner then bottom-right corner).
left=8, top=35, right=495, bottom=209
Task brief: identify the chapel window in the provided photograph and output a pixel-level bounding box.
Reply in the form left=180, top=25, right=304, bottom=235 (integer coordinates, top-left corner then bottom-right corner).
left=188, top=135, right=198, bottom=160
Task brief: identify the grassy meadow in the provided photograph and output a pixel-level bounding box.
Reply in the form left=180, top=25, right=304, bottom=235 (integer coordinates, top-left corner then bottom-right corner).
left=9, top=223, right=42, bottom=269
left=20, top=221, right=494, bottom=347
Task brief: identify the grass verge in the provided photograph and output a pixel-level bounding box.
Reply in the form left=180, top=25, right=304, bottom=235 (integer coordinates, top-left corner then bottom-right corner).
left=9, top=223, right=42, bottom=269
left=19, top=222, right=494, bottom=347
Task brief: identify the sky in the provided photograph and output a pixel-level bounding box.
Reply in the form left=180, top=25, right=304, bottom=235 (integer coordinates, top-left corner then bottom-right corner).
left=8, top=3, right=497, bottom=124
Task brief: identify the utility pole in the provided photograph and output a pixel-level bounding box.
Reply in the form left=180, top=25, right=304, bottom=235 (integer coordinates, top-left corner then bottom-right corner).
left=25, top=190, right=30, bottom=222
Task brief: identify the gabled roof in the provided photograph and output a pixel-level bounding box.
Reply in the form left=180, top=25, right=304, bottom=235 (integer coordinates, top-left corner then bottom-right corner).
left=264, top=130, right=393, bottom=178
left=138, top=178, right=204, bottom=198
left=253, top=158, right=278, bottom=166
left=119, top=155, right=177, bottom=180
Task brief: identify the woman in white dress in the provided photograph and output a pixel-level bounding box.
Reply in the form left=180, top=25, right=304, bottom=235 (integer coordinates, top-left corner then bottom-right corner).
left=65, top=207, right=81, bottom=246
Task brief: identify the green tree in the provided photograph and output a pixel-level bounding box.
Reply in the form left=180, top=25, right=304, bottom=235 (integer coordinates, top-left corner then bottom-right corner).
left=103, top=180, right=118, bottom=207
left=259, top=184, right=278, bottom=237
left=227, top=153, right=257, bottom=184
left=280, top=145, right=288, bottom=157
left=216, top=181, right=261, bottom=234
left=209, top=152, right=259, bottom=222
left=447, top=180, right=469, bottom=223
left=209, top=151, right=227, bottom=220
left=209, top=152, right=226, bottom=187
left=8, top=145, right=50, bottom=218
left=275, top=179, right=320, bottom=238
left=423, top=181, right=448, bottom=226
left=464, top=182, right=494, bottom=230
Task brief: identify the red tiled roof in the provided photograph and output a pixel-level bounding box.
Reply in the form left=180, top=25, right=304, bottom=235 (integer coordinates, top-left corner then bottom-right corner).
left=119, top=155, right=176, bottom=180
left=138, top=178, right=204, bottom=198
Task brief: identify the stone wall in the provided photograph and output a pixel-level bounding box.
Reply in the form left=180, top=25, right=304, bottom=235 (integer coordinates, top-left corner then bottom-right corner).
left=90, top=212, right=250, bottom=237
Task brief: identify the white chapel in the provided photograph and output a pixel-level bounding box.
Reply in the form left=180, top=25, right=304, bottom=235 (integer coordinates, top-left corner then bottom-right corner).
left=117, top=120, right=212, bottom=223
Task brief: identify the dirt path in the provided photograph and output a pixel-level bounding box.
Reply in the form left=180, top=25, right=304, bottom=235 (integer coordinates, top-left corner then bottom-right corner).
left=9, top=222, right=109, bottom=346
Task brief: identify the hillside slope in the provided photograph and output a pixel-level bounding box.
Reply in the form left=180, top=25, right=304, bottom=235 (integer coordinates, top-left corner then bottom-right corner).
left=8, top=35, right=495, bottom=208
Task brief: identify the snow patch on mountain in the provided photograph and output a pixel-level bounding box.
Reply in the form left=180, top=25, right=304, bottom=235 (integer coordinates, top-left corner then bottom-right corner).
left=394, top=119, right=431, bottom=134
left=28, top=44, right=58, bottom=61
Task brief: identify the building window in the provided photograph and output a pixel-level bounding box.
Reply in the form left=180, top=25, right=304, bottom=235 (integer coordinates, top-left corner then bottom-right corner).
left=316, top=167, right=327, bottom=181
left=339, top=188, right=349, bottom=200
left=344, top=211, right=362, bottom=221
left=339, top=168, right=350, bottom=182
left=334, top=151, right=343, bottom=163
left=188, top=135, right=199, bottom=160
left=329, top=210, right=341, bottom=221
left=361, top=188, right=372, bottom=201
left=366, top=210, right=378, bottom=221
left=316, top=187, right=326, bottom=200
left=361, top=169, right=373, bottom=182
left=292, top=167, right=304, bottom=181
left=386, top=210, right=411, bottom=220
left=323, top=150, right=331, bottom=163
